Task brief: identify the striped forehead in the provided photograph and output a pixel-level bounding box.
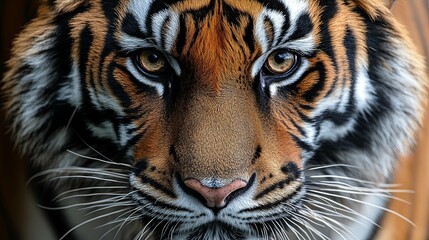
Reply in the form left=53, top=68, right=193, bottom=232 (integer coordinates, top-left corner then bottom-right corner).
left=119, top=0, right=314, bottom=54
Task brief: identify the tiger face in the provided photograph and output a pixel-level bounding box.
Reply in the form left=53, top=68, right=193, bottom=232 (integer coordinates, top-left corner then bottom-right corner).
left=2, top=0, right=426, bottom=239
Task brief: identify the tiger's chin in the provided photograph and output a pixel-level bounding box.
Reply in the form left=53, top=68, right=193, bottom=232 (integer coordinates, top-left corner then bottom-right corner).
left=150, top=221, right=253, bottom=240
left=143, top=219, right=289, bottom=240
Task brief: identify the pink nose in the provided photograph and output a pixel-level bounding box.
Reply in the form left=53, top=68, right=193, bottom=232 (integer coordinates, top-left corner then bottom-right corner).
left=184, top=179, right=247, bottom=208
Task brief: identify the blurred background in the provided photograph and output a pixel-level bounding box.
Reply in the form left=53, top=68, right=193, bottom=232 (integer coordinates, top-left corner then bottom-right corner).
left=0, top=0, right=428, bottom=239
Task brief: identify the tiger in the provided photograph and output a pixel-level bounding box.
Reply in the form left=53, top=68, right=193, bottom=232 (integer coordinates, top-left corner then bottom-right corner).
left=1, top=0, right=427, bottom=239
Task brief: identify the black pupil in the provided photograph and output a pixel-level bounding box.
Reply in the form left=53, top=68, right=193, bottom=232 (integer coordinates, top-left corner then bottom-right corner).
left=148, top=53, right=160, bottom=63
left=274, top=53, right=289, bottom=64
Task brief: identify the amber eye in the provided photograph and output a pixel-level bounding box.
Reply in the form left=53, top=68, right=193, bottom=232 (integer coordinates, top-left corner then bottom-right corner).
left=136, top=49, right=167, bottom=74
left=265, top=51, right=298, bottom=74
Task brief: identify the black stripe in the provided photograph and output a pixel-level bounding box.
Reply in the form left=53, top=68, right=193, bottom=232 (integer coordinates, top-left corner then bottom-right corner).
left=289, top=117, right=306, bottom=137
left=303, top=61, right=327, bottom=102
left=231, top=30, right=247, bottom=57
left=106, top=62, right=132, bottom=108
left=133, top=187, right=190, bottom=212
left=243, top=15, right=255, bottom=53
left=122, top=13, right=149, bottom=39
left=175, top=15, right=187, bottom=54
left=318, top=0, right=338, bottom=61
left=222, top=1, right=241, bottom=26
left=185, top=0, right=215, bottom=22
left=140, top=175, right=177, bottom=198
left=320, top=27, right=357, bottom=126
left=292, top=134, right=313, bottom=152
left=124, top=127, right=149, bottom=149
left=289, top=13, right=313, bottom=41
left=240, top=185, right=302, bottom=212
left=317, top=0, right=339, bottom=97
left=101, top=0, right=120, bottom=17
left=253, top=74, right=270, bottom=114
left=255, top=177, right=296, bottom=200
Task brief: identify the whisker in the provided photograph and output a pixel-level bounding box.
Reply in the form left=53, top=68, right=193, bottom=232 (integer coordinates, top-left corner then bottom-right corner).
left=293, top=217, right=321, bottom=240
left=308, top=175, right=399, bottom=187
left=301, top=207, right=351, bottom=240
left=98, top=223, right=122, bottom=240
left=113, top=208, right=144, bottom=240
left=75, top=135, right=119, bottom=162
left=38, top=196, right=127, bottom=210
left=305, top=192, right=381, bottom=227
left=59, top=209, right=128, bottom=240
left=56, top=192, right=127, bottom=202
left=308, top=189, right=416, bottom=226
left=288, top=217, right=315, bottom=240
left=83, top=202, right=135, bottom=214
left=307, top=186, right=412, bottom=205
left=66, top=106, right=78, bottom=131
left=67, top=149, right=133, bottom=169
left=85, top=191, right=139, bottom=215
left=305, top=164, right=361, bottom=172
left=28, top=167, right=128, bottom=184
left=53, top=186, right=128, bottom=201
left=313, top=180, right=412, bottom=193
left=50, top=175, right=128, bottom=183
left=283, top=218, right=305, bottom=240
left=138, top=217, right=158, bottom=240
left=302, top=199, right=366, bottom=226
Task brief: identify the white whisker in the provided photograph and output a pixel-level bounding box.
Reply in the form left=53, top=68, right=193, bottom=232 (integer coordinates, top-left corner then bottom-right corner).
left=308, top=189, right=416, bottom=226
left=314, top=180, right=412, bottom=193
left=305, top=192, right=381, bottom=227
left=307, top=186, right=412, bottom=204
left=59, top=209, right=127, bottom=240
left=309, top=175, right=398, bottom=187
left=50, top=175, right=128, bottom=183
left=306, top=164, right=361, bottom=171
left=56, top=193, right=125, bottom=202
left=53, top=186, right=128, bottom=201
left=67, top=149, right=133, bottom=168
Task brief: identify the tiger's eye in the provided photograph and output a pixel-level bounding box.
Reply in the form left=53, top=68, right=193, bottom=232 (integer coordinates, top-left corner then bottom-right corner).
left=266, top=51, right=296, bottom=74
left=137, top=50, right=167, bottom=74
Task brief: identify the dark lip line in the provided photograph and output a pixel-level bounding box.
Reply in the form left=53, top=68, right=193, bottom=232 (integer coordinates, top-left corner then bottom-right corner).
left=130, top=187, right=193, bottom=213
left=239, top=184, right=303, bottom=213
left=254, top=177, right=304, bottom=200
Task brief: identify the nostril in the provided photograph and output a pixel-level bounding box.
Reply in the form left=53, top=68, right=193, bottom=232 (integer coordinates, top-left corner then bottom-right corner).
left=184, top=179, right=247, bottom=209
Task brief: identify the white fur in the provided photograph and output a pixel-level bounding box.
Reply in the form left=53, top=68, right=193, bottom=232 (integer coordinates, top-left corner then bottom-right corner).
left=125, top=58, right=164, bottom=95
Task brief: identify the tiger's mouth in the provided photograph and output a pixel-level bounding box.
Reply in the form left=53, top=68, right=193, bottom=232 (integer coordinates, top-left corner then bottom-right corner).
left=129, top=169, right=305, bottom=239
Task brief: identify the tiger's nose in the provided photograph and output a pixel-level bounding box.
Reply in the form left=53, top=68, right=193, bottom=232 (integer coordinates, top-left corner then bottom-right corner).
left=184, top=178, right=248, bottom=208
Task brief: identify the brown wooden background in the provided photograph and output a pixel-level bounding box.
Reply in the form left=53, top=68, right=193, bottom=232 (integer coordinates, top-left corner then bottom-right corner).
left=0, top=0, right=428, bottom=239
